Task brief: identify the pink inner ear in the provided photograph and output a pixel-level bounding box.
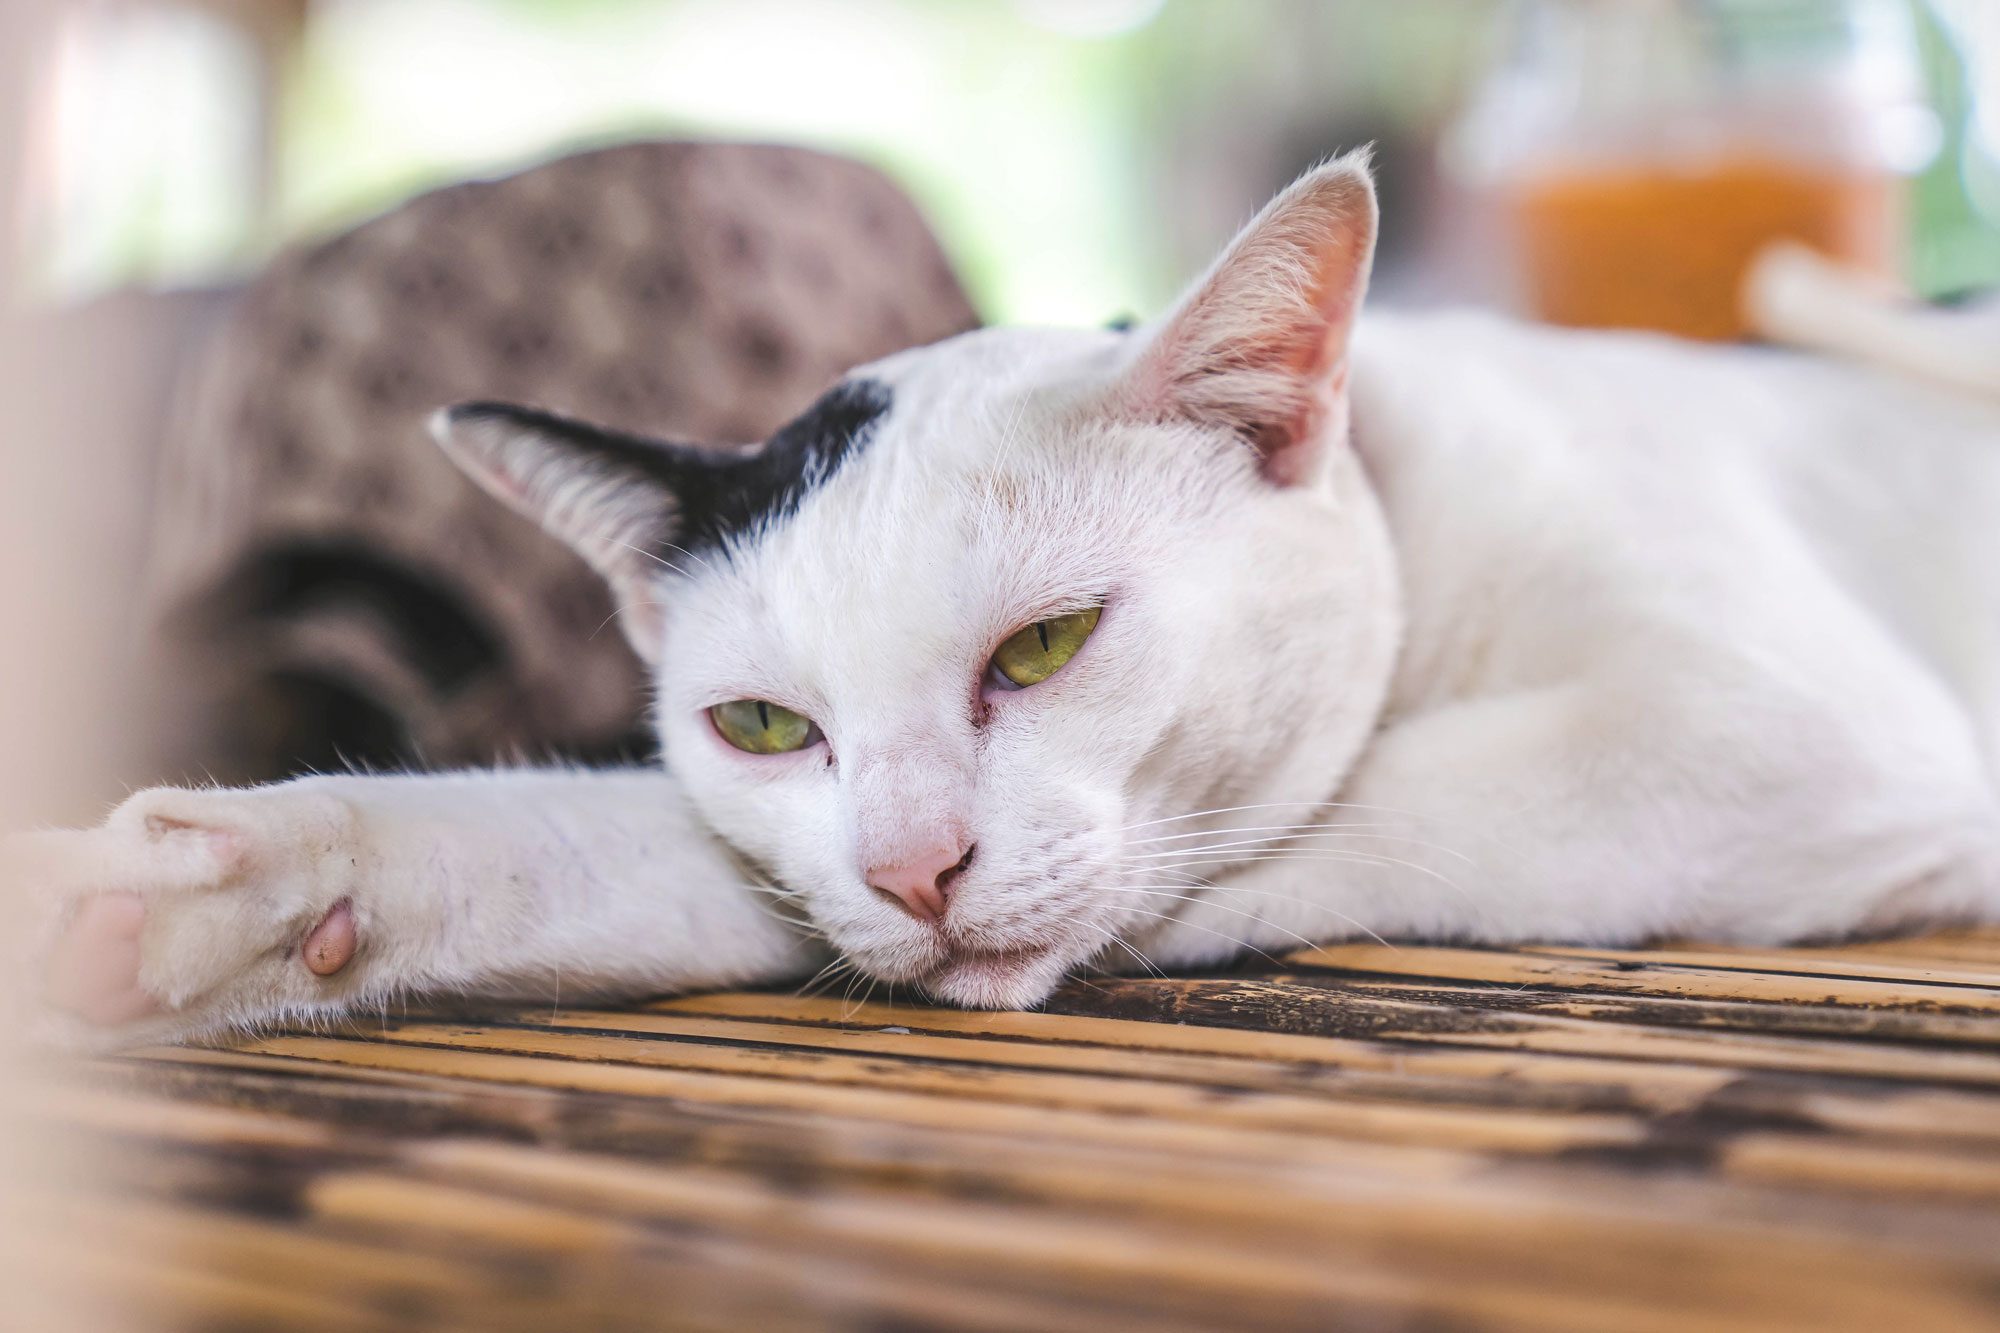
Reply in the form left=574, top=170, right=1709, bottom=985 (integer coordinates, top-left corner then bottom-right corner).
left=1266, top=235, right=1365, bottom=378
left=1256, top=377, right=1344, bottom=488
left=1250, top=222, right=1369, bottom=472
left=1128, top=173, right=1373, bottom=486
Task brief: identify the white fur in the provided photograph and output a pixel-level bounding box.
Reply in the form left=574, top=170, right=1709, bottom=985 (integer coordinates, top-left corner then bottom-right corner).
left=12, top=155, right=2000, bottom=1045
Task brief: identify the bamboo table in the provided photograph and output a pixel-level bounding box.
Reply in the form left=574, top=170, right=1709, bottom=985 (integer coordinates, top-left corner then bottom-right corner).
left=26, top=931, right=2000, bottom=1330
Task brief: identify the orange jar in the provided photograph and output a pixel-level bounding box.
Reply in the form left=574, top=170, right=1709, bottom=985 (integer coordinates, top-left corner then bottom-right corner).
left=1448, top=0, right=1937, bottom=340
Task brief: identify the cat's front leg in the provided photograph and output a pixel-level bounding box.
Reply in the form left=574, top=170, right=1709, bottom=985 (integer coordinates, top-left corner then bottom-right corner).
left=9, top=770, right=820, bottom=1049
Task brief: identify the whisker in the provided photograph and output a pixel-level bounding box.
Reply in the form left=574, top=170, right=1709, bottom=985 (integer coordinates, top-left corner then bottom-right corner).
left=1113, top=881, right=1395, bottom=951
left=591, top=597, right=671, bottom=642
left=1126, top=825, right=1476, bottom=864
left=840, top=971, right=879, bottom=1021
left=1101, top=885, right=1326, bottom=953
left=1138, top=848, right=1472, bottom=899
left=657, top=539, right=719, bottom=575
left=599, top=534, right=696, bottom=579
left=1113, top=904, right=1290, bottom=969
left=1128, top=821, right=1403, bottom=844
left=795, top=956, right=856, bottom=999
left=1116, top=799, right=1456, bottom=833
left=1079, top=921, right=1166, bottom=978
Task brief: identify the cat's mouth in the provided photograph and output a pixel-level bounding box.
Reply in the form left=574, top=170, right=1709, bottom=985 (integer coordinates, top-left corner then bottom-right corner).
left=923, top=941, right=1071, bottom=1009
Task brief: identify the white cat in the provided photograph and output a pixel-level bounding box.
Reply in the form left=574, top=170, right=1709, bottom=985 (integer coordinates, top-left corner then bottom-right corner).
left=14, top=152, right=2000, bottom=1048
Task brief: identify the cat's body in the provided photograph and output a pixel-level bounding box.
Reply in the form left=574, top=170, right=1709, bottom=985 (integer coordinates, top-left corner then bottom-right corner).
left=15, top=156, right=2000, bottom=1046
left=1345, top=310, right=2000, bottom=943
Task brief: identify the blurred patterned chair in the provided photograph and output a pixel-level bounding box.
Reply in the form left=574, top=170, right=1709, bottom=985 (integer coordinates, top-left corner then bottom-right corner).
left=142, top=141, right=978, bottom=785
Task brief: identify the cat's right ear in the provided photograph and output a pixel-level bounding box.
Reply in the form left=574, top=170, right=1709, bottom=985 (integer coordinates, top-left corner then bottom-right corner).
left=430, top=403, right=686, bottom=662
left=1114, top=150, right=1377, bottom=490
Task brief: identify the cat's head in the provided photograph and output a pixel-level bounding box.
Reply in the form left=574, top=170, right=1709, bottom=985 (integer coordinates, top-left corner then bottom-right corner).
left=433, top=153, right=1399, bottom=1005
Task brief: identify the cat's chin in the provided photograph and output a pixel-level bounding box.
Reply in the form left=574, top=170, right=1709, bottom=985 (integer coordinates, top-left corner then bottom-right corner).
left=922, top=945, right=1072, bottom=1010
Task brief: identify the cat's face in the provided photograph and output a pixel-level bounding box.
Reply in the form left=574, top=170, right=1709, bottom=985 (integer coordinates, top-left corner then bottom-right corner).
left=437, top=153, right=1398, bottom=1005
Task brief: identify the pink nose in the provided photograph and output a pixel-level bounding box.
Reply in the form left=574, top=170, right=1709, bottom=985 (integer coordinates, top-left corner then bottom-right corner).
left=867, top=841, right=974, bottom=923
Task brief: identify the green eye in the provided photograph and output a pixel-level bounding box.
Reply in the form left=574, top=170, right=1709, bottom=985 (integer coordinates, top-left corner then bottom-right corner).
left=992, top=606, right=1101, bottom=688
left=711, top=699, right=818, bottom=753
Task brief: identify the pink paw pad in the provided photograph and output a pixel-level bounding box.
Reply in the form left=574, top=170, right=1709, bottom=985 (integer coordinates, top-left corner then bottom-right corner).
left=303, top=900, right=356, bottom=977
left=47, top=893, right=161, bottom=1027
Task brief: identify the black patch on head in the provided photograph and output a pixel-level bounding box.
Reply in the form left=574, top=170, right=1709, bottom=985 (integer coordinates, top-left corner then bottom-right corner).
left=448, top=377, right=891, bottom=558
left=675, top=377, right=891, bottom=549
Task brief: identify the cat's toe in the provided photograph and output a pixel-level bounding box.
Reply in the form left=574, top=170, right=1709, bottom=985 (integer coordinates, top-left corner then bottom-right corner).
left=302, top=900, right=356, bottom=976
left=46, top=893, right=162, bottom=1027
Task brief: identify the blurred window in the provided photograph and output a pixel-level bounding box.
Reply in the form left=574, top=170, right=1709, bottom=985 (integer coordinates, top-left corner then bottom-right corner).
left=22, top=0, right=2000, bottom=318
left=34, top=1, right=263, bottom=295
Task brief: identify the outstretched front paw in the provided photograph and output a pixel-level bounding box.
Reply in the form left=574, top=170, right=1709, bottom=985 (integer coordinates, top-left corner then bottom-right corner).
left=7, top=784, right=364, bottom=1050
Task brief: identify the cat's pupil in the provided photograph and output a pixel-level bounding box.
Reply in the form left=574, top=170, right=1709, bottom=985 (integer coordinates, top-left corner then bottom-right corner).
left=1036, top=621, right=1050, bottom=652
left=757, top=701, right=770, bottom=730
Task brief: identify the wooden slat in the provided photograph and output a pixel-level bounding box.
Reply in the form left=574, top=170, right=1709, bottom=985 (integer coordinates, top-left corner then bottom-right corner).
left=57, top=1058, right=2000, bottom=1262
left=222, top=1028, right=1652, bottom=1157
left=1531, top=942, right=2000, bottom=988
left=477, top=1006, right=1744, bottom=1115
left=1287, top=943, right=2000, bottom=1011
left=321, top=1135, right=2000, bottom=1333
left=1742, top=928, right=2000, bottom=969
left=138, top=1041, right=1493, bottom=1181
left=1035, top=974, right=2000, bottom=1077
left=678, top=984, right=2000, bottom=1084
left=500, top=1006, right=2000, bottom=1154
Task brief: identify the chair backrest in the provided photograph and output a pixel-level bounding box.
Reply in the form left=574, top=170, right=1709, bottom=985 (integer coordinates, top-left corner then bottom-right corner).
left=145, top=140, right=978, bottom=785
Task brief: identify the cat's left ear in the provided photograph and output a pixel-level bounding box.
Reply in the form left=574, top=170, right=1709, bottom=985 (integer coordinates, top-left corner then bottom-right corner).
left=1118, top=150, right=1377, bottom=488
left=430, top=403, right=689, bottom=662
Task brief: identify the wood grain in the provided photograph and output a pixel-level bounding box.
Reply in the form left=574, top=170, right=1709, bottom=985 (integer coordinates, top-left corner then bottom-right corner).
left=31, top=928, right=2000, bottom=1330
